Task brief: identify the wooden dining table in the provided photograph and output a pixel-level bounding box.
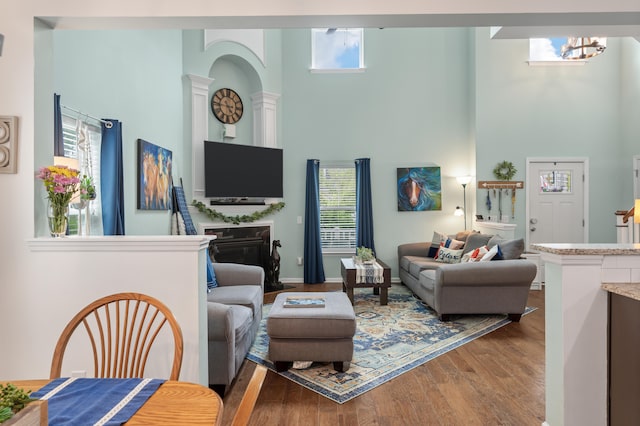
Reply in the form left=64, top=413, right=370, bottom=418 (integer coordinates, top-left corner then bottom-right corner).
left=2, top=379, right=223, bottom=425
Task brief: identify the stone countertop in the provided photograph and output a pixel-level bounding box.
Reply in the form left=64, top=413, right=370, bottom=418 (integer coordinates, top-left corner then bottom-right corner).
left=531, top=243, right=640, bottom=256
left=602, top=283, right=640, bottom=302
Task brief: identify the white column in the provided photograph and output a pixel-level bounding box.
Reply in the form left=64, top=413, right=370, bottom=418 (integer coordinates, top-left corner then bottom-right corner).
left=541, top=252, right=607, bottom=426
left=251, top=91, right=280, bottom=148
left=188, top=74, right=214, bottom=200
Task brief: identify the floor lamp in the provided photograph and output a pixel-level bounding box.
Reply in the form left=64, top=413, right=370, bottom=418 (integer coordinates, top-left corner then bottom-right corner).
left=456, top=176, right=472, bottom=230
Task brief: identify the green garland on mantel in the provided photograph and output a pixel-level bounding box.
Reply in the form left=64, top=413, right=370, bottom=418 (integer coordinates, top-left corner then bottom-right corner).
left=192, top=200, right=285, bottom=225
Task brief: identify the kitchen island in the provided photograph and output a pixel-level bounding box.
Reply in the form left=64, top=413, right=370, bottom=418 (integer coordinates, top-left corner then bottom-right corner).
left=532, top=243, right=640, bottom=426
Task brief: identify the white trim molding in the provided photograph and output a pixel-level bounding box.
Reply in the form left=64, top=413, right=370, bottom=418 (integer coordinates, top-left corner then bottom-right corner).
left=188, top=74, right=214, bottom=200
left=251, top=91, right=280, bottom=148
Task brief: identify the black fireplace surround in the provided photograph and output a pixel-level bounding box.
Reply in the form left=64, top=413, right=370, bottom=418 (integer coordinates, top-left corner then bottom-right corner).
left=204, top=225, right=281, bottom=292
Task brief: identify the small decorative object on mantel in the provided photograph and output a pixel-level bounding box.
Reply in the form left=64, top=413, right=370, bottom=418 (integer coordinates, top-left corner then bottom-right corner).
left=37, top=165, right=80, bottom=237
left=354, top=246, right=375, bottom=264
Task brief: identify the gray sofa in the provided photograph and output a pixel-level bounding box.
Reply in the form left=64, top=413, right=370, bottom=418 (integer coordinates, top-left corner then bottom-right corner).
left=206, top=262, right=264, bottom=396
left=398, top=232, right=536, bottom=321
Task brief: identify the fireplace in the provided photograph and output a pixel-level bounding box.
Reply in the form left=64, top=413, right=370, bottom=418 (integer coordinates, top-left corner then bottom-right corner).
left=201, top=221, right=284, bottom=292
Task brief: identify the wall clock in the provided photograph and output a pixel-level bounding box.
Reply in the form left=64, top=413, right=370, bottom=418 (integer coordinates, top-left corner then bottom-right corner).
left=211, top=88, right=243, bottom=124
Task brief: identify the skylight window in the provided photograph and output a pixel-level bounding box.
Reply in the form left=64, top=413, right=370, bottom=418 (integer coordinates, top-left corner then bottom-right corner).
left=311, top=28, right=364, bottom=72
left=529, top=37, right=606, bottom=64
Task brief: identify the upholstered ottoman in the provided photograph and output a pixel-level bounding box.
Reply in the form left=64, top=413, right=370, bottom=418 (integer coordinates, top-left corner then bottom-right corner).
left=267, top=292, right=356, bottom=372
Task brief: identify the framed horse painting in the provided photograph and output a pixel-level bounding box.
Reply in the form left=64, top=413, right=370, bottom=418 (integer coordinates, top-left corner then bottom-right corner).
left=137, top=139, right=173, bottom=210
left=397, top=167, right=441, bottom=211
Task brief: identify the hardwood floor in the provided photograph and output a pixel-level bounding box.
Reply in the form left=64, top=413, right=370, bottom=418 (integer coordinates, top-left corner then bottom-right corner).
left=222, top=283, right=545, bottom=425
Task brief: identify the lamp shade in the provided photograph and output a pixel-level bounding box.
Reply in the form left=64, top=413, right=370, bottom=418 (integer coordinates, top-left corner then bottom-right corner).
left=454, top=206, right=464, bottom=217
left=456, top=175, right=472, bottom=186
left=635, top=199, right=640, bottom=224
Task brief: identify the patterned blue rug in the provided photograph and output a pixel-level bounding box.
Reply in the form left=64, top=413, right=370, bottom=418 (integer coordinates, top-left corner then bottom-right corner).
left=247, top=284, right=534, bottom=404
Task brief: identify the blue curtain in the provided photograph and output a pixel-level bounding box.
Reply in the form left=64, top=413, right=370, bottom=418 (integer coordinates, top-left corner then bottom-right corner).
left=54, top=94, right=64, bottom=156
left=303, top=159, right=325, bottom=283
left=100, top=120, right=125, bottom=235
left=355, top=158, right=376, bottom=254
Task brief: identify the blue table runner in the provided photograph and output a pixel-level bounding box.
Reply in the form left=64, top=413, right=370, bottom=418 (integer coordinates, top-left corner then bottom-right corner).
left=31, top=377, right=165, bottom=426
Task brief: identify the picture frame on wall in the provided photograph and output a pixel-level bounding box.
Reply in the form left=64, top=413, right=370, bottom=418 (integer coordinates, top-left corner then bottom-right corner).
left=397, top=166, right=441, bottom=211
left=137, top=138, right=172, bottom=210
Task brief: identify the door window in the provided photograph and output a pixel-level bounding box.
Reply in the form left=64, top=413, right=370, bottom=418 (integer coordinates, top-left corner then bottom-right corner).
left=539, top=170, right=572, bottom=193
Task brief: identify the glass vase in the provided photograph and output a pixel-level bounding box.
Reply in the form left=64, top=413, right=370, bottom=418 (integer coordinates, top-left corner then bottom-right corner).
left=48, top=200, right=69, bottom=237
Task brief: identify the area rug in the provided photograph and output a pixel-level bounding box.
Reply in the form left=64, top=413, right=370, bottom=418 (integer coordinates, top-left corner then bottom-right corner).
left=247, top=284, right=534, bottom=404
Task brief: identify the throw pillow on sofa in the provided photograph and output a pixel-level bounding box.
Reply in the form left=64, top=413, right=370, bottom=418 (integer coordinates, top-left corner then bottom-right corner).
left=434, top=238, right=465, bottom=259
left=428, top=231, right=448, bottom=257
left=463, top=233, right=493, bottom=254
left=435, top=247, right=464, bottom=264
left=461, top=245, right=489, bottom=262
left=480, top=244, right=500, bottom=261
left=206, top=255, right=219, bottom=292
left=487, top=236, right=525, bottom=260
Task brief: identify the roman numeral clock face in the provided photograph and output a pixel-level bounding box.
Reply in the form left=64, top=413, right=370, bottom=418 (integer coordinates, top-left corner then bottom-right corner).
left=211, top=88, right=243, bottom=124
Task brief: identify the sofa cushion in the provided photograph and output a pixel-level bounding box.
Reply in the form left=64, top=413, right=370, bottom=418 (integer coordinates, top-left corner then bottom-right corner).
left=464, top=233, right=493, bottom=253
left=408, top=257, right=439, bottom=277
left=435, top=247, right=463, bottom=264
left=420, top=270, right=436, bottom=291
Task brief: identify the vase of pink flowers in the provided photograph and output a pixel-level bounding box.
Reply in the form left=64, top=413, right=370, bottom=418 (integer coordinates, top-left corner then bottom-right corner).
left=37, top=165, right=80, bottom=237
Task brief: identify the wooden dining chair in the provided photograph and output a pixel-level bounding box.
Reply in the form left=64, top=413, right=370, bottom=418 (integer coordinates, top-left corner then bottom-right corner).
left=231, top=364, right=268, bottom=426
left=50, top=292, right=184, bottom=380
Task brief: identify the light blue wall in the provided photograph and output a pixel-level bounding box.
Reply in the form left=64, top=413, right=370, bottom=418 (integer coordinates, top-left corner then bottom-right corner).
left=39, top=27, right=640, bottom=279
left=50, top=30, right=184, bottom=235
left=279, top=28, right=475, bottom=278
left=620, top=38, right=640, bottom=199
left=475, top=28, right=629, bottom=243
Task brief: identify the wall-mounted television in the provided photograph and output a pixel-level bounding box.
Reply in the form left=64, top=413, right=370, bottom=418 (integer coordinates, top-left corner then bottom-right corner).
left=204, top=141, right=283, bottom=199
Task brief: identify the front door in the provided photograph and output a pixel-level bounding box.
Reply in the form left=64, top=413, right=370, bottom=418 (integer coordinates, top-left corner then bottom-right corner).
left=527, top=159, right=587, bottom=250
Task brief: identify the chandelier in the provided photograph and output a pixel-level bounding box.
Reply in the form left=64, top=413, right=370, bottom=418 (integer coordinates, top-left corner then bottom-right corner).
left=561, top=37, right=607, bottom=60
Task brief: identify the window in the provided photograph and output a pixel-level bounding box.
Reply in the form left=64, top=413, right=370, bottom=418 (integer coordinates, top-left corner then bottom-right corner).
left=319, top=164, right=356, bottom=252
left=62, top=115, right=103, bottom=236
left=311, top=28, right=364, bottom=71
left=528, top=37, right=606, bottom=64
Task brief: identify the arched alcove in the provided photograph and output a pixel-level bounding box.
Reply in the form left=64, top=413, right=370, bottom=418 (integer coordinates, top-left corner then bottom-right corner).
left=189, top=52, right=280, bottom=201
left=208, top=54, right=262, bottom=145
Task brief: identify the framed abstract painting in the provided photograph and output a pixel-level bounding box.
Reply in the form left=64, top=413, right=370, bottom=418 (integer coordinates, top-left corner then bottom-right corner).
left=397, top=167, right=441, bottom=211
left=137, top=139, right=172, bottom=210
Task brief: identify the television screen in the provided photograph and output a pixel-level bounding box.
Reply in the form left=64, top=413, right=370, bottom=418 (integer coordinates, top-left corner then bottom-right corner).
left=204, top=141, right=283, bottom=199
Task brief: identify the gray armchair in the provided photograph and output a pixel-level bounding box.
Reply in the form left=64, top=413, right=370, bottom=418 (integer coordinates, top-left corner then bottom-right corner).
left=207, top=263, right=264, bottom=396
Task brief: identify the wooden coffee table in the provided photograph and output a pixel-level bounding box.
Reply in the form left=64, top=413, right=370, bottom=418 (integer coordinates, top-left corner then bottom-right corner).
left=340, top=258, right=391, bottom=305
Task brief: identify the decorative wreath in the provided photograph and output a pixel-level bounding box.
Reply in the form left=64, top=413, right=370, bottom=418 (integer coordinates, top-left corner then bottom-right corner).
left=493, top=161, right=517, bottom=181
